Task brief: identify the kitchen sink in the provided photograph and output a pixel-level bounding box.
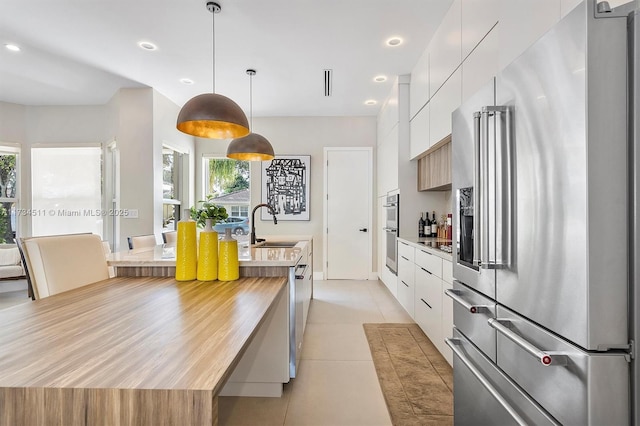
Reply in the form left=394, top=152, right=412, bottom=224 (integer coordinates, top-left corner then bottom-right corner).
left=255, top=241, right=298, bottom=248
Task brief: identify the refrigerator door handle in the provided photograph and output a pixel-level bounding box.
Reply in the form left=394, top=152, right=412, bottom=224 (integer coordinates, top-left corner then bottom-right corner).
left=473, top=111, right=482, bottom=267
left=488, top=318, right=568, bottom=366
left=444, top=289, right=490, bottom=314
left=446, top=338, right=528, bottom=426
left=480, top=105, right=513, bottom=270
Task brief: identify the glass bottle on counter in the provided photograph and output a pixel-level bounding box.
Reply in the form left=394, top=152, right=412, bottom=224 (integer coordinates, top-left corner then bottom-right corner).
left=418, top=213, right=425, bottom=238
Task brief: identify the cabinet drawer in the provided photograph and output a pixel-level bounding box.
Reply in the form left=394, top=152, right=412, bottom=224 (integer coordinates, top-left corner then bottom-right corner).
left=442, top=260, right=453, bottom=284
left=398, top=240, right=414, bottom=263
left=415, top=248, right=442, bottom=277
left=415, top=267, right=442, bottom=345
left=397, top=276, right=415, bottom=317
left=398, top=256, right=414, bottom=286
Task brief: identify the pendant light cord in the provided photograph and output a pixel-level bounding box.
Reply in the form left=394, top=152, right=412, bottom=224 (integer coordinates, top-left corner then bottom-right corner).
left=212, top=6, right=216, bottom=93
left=249, top=72, right=253, bottom=130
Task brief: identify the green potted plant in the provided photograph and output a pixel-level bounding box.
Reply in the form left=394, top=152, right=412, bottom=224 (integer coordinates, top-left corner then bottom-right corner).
left=189, top=195, right=228, bottom=228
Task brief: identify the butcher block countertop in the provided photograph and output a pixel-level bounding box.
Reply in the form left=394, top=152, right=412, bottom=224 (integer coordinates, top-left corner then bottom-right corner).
left=0, top=275, right=287, bottom=426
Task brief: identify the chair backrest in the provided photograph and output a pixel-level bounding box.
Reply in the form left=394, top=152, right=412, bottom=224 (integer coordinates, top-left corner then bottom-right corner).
left=102, top=240, right=116, bottom=278
left=127, top=234, right=157, bottom=250
left=162, top=231, right=177, bottom=244
left=21, top=233, right=110, bottom=299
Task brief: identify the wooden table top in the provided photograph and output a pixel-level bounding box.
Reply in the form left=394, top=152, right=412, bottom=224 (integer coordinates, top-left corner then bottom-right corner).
left=0, top=276, right=287, bottom=394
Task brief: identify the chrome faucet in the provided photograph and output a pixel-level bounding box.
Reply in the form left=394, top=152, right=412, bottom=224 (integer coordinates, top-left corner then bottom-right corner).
left=251, top=203, right=278, bottom=245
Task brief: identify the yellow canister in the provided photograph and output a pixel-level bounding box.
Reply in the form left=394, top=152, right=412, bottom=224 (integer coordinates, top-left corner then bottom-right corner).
left=197, top=219, right=218, bottom=281
left=218, top=228, right=239, bottom=281
left=175, top=209, right=197, bottom=281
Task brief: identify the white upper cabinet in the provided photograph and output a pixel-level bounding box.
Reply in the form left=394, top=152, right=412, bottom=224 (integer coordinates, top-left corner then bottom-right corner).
left=409, top=50, right=429, bottom=120
left=461, top=0, right=499, bottom=60
left=376, top=125, right=399, bottom=196
left=430, top=68, right=462, bottom=147
left=498, top=0, right=560, bottom=69
left=410, top=103, right=430, bottom=160
left=428, top=0, right=462, bottom=97
left=462, top=24, right=498, bottom=103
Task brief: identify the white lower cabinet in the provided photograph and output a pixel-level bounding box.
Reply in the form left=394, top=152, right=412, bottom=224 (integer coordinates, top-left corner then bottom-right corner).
left=394, top=239, right=454, bottom=366
left=414, top=266, right=442, bottom=349
left=397, top=252, right=415, bottom=318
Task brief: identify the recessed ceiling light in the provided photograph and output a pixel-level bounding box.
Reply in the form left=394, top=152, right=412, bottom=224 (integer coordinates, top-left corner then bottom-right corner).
left=386, top=37, right=403, bottom=47
left=373, top=75, right=387, bottom=83
left=180, top=78, right=194, bottom=85
left=5, top=44, right=20, bottom=52
left=138, top=41, right=158, bottom=51
left=365, top=100, right=377, bottom=106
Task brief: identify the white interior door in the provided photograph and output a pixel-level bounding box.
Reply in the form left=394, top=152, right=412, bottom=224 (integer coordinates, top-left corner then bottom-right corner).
left=324, top=148, right=372, bottom=279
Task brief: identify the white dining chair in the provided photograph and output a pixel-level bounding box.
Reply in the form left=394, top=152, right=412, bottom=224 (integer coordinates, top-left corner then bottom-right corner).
left=21, top=233, right=110, bottom=300
left=162, top=231, right=177, bottom=244
left=127, top=234, right=157, bottom=250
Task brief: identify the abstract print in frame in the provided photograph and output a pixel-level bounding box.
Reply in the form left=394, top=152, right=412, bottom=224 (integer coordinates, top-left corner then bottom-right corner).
left=261, top=155, right=310, bottom=221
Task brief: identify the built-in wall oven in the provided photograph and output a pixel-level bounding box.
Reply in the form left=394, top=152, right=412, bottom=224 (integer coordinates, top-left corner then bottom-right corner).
left=383, top=194, right=399, bottom=274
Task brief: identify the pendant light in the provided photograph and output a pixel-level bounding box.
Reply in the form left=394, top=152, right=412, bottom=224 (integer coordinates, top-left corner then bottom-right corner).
left=177, top=1, right=250, bottom=139
left=226, top=69, right=275, bottom=161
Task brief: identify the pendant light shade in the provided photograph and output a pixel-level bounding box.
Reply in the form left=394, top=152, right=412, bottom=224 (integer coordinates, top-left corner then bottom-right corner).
left=227, top=132, right=275, bottom=161
left=227, top=69, right=275, bottom=161
left=177, top=1, right=249, bottom=139
left=177, top=93, right=249, bottom=139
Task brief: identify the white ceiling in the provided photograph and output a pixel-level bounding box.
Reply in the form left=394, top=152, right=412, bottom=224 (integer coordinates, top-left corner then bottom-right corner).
left=0, top=0, right=453, bottom=117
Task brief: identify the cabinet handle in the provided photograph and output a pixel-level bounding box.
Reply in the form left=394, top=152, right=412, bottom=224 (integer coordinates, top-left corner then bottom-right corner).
left=420, top=298, right=432, bottom=309
left=420, top=267, right=432, bottom=275
left=445, top=289, right=490, bottom=314
left=401, top=281, right=409, bottom=288
left=400, top=242, right=408, bottom=246
left=401, top=256, right=409, bottom=261
left=421, top=250, right=432, bottom=256
left=488, top=319, right=568, bottom=367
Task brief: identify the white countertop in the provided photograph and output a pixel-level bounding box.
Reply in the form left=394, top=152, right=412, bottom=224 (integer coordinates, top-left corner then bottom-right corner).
left=107, top=235, right=313, bottom=268
left=397, top=236, right=453, bottom=262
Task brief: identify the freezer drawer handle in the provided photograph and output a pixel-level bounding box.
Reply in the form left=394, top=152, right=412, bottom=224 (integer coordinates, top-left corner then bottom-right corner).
left=444, top=289, right=490, bottom=314
left=445, top=338, right=528, bottom=426
left=488, top=319, right=568, bottom=367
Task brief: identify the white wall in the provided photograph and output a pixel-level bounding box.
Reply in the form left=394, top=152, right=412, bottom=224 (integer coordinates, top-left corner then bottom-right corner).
left=0, top=89, right=195, bottom=247
left=195, top=116, right=377, bottom=274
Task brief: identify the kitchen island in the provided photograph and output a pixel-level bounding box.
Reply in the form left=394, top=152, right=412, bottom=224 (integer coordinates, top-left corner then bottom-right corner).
left=0, top=275, right=287, bottom=426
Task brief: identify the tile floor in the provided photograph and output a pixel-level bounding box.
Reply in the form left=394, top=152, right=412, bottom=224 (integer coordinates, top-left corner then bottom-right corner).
left=218, top=279, right=415, bottom=426
left=0, top=279, right=30, bottom=310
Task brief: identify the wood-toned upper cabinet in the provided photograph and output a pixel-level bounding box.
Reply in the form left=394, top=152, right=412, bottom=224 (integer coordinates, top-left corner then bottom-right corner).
left=410, top=50, right=429, bottom=121
left=429, top=0, right=462, bottom=97
left=461, top=0, right=499, bottom=60
left=418, top=137, right=451, bottom=192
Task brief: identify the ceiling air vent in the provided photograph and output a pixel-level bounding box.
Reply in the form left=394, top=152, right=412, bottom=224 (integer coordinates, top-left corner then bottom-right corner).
left=324, top=69, right=332, bottom=96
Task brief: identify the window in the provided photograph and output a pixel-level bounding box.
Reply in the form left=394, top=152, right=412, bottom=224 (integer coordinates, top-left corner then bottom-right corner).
left=0, top=148, right=19, bottom=243
left=163, top=147, right=183, bottom=231
left=203, top=157, right=250, bottom=237
left=230, top=205, right=249, bottom=218
left=31, top=146, right=102, bottom=237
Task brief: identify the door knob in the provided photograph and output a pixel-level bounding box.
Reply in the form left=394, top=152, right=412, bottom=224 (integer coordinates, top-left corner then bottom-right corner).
left=359, top=228, right=368, bottom=232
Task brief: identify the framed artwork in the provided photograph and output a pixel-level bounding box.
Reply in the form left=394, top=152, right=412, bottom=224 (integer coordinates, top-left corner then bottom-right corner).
left=261, top=155, right=310, bottom=221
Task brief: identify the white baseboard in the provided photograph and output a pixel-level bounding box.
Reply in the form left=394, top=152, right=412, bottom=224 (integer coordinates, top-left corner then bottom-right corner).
left=219, top=382, right=283, bottom=398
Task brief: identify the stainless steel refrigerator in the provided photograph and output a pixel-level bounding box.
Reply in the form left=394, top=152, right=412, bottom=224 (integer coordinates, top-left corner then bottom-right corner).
left=447, top=1, right=638, bottom=424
